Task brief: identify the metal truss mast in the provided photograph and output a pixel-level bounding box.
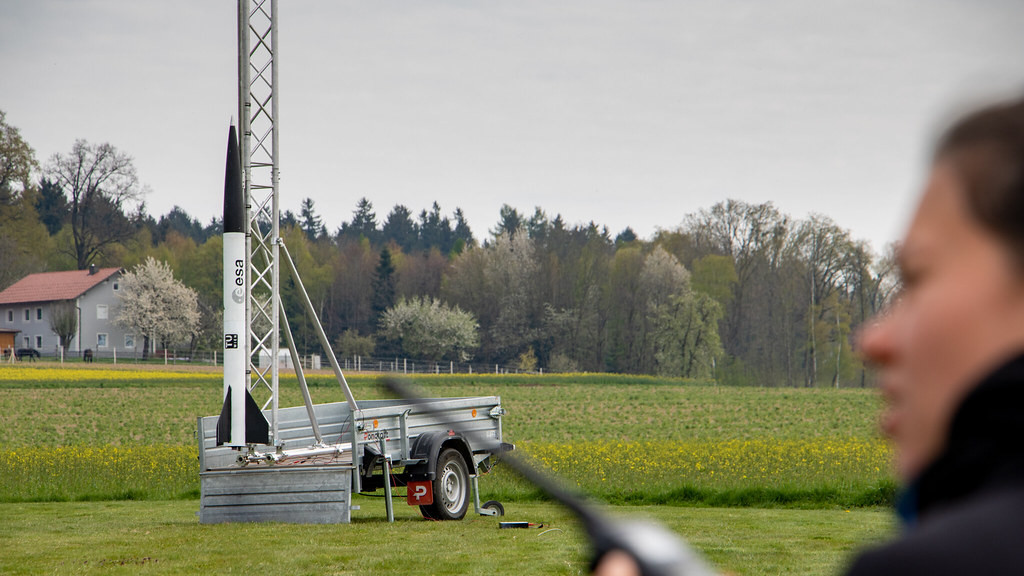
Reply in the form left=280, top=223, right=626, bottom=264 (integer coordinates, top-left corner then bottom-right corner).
left=238, top=0, right=280, bottom=443
left=236, top=0, right=359, bottom=448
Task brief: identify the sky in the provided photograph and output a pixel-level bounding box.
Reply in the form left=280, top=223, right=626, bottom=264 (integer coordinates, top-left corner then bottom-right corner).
left=3, top=0, right=1024, bottom=252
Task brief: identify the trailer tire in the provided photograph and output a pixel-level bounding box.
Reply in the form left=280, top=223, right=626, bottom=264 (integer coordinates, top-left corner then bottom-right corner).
left=481, top=500, right=505, bottom=516
left=421, top=448, right=470, bottom=520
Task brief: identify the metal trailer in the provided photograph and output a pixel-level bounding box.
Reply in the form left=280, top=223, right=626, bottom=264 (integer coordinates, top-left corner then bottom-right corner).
left=201, top=2, right=515, bottom=525
left=197, top=395, right=510, bottom=524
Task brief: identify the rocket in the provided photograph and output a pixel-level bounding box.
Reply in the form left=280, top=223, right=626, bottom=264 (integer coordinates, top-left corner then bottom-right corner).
left=216, top=122, right=270, bottom=447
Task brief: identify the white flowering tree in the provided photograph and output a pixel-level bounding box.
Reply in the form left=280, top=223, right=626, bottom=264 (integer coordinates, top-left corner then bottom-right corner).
left=379, top=296, right=479, bottom=362
left=115, top=257, right=200, bottom=358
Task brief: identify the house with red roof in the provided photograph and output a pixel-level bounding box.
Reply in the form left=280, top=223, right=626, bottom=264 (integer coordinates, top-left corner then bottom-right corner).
left=0, top=265, right=130, bottom=358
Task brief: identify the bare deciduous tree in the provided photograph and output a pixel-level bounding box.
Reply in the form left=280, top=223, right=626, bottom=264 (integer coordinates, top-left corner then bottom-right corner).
left=48, top=300, right=78, bottom=351
left=46, top=140, right=146, bottom=269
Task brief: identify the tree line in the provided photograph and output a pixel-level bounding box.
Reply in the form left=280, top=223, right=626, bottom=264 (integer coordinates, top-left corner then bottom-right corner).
left=0, top=110, right=897, bottom=385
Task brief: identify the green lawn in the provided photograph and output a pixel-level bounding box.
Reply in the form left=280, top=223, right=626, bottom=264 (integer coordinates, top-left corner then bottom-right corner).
left=0, top=498, right=894, bottom=576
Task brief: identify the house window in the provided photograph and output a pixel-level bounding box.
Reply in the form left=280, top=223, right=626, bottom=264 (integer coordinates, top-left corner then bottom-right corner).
left=97, top=305, right=108, bottom=320
left=24, top=309, right=30, bottom=321
left=97, top=333, right=108, bottom=348
left=35, top=335, right=42, bottom=348
left=6, top=310, right=11, bottom=322
left=22, top=336, right=29, bottom=348
left=112, top=281, right=120, bottom=292
left=124, top=334, right=135, bottom=349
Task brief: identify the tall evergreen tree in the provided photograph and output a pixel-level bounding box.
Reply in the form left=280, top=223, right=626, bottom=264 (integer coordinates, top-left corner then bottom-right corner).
left=452, top=207, right=474, bottom=253
left=202, top=216, right=222, bottom=237
left=371, top=246, right=397, bottom=324
left=280, top=209, right=298, bottom=230
left=491, top=204, right=523, bottom=239
left=35, top=177, right=68, bottom=235
left=157, top=206, right=207, bottom=244
left=337, top=197, right=379, bottom=243
left=417, top=202, right=452, bottom=252
left=299, top=197, right=326, bottom=240
left=382, top=204, right=417, bottom=251
left=614, top=226, right=638, bottom=246
left=526, top=207, right=550, bottom=241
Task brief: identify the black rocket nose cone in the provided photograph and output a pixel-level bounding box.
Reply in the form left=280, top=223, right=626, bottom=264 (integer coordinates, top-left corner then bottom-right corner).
left=224, top=124, right=244, bottom=234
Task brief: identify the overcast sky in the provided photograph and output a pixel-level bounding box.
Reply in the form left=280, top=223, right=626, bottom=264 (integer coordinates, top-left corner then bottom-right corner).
left=3, top=1, right=1023, bottom=251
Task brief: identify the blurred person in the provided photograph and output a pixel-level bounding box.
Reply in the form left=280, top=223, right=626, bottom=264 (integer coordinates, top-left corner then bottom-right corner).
left=846, top=94, right=1024, bottom=573
left=596, top=95, right=1024, bottom=575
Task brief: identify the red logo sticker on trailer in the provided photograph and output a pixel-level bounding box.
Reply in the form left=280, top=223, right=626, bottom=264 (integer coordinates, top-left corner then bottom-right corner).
left=407, top=481, right=433, bottom=506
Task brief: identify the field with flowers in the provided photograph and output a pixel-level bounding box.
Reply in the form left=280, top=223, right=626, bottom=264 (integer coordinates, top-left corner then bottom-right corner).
left=485, top=439, right=894, bottom=508
left=0, top=364, right=892, bottom=507
left=0, top=364, right=219, bottom=387
left=0, top=445, right=197, bottom=502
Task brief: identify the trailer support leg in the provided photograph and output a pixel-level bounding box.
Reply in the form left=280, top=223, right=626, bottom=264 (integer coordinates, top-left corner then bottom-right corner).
left=472, top=475, right=483, bottom=514
left=351, top=411, right=361, bottom=493
left=381, top=438, right=394, bottom=523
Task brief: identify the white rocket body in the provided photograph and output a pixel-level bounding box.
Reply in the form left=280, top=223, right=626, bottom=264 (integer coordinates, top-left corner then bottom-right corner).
left=223, top=232, right=247, bottom=447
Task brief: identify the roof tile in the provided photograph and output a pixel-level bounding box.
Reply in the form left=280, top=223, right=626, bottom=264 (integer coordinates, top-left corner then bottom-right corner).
left=0, top=268, right=122, bottom=305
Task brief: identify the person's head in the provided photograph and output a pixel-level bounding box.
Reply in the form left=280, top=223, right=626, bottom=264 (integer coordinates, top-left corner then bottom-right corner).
left=860, top=95, right=1024, bottom=481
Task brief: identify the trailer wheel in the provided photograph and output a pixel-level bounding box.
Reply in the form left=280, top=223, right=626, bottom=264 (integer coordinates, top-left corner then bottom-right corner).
left=421, top=448, right=470, bottom=520
left=481, top=500, right=505, bottom=516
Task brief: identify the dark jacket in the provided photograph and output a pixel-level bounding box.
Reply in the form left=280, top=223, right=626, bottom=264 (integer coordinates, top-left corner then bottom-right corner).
left=845, top=355, right=1024, bottom=574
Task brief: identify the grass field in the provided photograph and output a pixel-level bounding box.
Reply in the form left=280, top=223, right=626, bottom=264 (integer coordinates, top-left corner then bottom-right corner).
left=0, top=364, right=892, bottom=507
left=0, top=366, right=885, bottom=445
left=0, top=498, right=893, bottom=576
left=0, top=363, right=898, bottom=574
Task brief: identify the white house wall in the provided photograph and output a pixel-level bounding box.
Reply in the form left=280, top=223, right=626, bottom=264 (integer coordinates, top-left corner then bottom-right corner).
left=77, top=274, right=133, bottom=356
left=0, top=302, right=55, bottom=352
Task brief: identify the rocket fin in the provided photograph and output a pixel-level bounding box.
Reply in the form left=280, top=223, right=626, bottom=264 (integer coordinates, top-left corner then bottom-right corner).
left=214, top=387, right=271, bottom=446
left=244, top=388, right=271, bottom=445
left=215, top=388, right=232, bottom=446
